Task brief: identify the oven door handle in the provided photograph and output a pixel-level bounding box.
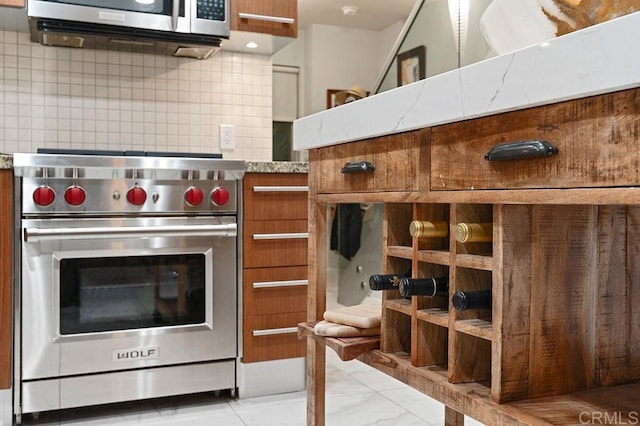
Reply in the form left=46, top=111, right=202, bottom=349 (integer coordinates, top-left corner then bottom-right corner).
left=24, top=223, right=237, bottom=242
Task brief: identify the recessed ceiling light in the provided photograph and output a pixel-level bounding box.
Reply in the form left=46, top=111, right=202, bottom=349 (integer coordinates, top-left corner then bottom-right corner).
left=246, top=41, right=258, bottom=49
left=341, top=5, right=358, bottom=16
left=135, top=0, right=155, bottom=4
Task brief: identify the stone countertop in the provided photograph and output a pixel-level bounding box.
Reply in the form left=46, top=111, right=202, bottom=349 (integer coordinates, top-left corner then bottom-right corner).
left=293, top=12, right=640, bottom=151
left=244, top=161, right=308, bottom=173
left=0, top=154, right=12, bottom=170
left=0, top=155, right=307, bottom=173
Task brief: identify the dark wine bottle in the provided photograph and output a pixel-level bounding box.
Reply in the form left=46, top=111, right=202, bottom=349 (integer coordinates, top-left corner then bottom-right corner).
left=452, top=290, right=492, bottom=311
left=399, top=276, right=449, bottom=297
left=369, top=271, right=410, bottom=291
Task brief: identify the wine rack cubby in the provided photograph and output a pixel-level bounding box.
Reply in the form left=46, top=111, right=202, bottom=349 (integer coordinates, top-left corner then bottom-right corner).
left=382, top=202, right=494, bottom=387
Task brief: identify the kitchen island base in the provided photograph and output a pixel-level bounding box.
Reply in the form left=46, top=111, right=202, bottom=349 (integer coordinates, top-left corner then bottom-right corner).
left=300, top=87, right=640, bottom=425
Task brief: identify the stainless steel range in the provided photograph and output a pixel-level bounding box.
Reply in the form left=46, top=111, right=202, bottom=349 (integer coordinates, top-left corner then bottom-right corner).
left=12, top=151, right=244, bottom=420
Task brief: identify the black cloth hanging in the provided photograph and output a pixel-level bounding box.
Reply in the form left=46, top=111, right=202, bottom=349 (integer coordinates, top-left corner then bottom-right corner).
left=330, top=203, right=362, bottom=260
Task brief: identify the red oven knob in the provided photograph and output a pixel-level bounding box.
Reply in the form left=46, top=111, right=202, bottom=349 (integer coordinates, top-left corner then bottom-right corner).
left=211, top=187, right=230, bottom=206
left=184, top=187, right=204, bottom=206
left=64, top=186, right=86, bottom=206
left=33, top=185, right=55, bottom=207
left=127, top=186, right=147, bottom=206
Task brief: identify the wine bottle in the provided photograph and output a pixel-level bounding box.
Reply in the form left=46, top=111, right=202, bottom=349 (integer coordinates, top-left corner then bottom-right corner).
left=399, top=276, right=449, bottom=298
left=409, top=220, right=448, bottom=239
left=369, top=271, right=410, bottom=291
left=454, top=222, right=493, bottom=243
left=452, top=290, right=492, bottom=311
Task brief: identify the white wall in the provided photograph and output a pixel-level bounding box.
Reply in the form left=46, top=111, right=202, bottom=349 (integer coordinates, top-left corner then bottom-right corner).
left=0, top=9, right=273, bottom=160
left=274, top=22, right=405, bottom=117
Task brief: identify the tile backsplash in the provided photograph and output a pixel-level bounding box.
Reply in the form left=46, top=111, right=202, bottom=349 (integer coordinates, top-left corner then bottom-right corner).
left=0, top=29, right=273, bottom=160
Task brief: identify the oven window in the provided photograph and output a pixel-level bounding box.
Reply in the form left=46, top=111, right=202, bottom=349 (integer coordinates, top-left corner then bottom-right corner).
left=59, top=254, right=205, bottom=335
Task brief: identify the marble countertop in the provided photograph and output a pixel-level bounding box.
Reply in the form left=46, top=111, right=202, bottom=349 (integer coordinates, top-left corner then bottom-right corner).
left=0, top=155, right=307, bottom=173
left=293, top=12, right=640, bottom=151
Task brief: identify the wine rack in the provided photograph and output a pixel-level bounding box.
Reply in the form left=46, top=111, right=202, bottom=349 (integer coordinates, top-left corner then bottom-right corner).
left=381, top=203, right=494, bottom=388
left=379, top=201, right=640, bottom=406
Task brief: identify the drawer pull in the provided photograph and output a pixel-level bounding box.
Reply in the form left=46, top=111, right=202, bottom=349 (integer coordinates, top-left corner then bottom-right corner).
left=252, top=327, right=298, bottom=336
left=252, top=186, right=309, bottom=192
left=238, top=12, right=295, bottom=25
left=341, top=161, right=375, bottom=173
left=253, top=279, right=309, bottom=289
left=253, top=232, right=309, bottom=240
left=484, top=140, right=558, bottom=161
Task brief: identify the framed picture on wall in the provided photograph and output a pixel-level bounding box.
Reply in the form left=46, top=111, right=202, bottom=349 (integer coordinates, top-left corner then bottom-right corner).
left=397, top=45, right=426, bottom=86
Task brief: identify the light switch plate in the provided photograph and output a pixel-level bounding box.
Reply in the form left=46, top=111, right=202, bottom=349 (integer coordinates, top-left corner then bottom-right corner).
left=219, top=124, right=234, bottom=150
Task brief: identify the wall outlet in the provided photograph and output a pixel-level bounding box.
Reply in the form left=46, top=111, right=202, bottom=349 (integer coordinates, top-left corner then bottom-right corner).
left=219, top=124, right=235, bottom=150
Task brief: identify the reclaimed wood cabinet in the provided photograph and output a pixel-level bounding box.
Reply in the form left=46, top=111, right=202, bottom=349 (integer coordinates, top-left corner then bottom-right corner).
left=242, top=172, right=308, bottom=363
left=300, top=87, right=640, bottom=425
left=231, top=0, right=297, bottom=38
left=0, top=170, right=13, bottom=390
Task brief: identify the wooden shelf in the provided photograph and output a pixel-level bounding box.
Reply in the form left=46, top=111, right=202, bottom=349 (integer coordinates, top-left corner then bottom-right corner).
left=384, top=298, right=412, bottom=316
left=454, top=319, right=493, bottom=341
left=416, top=307, right=449, bottom=328
left=386, top=245, right=412, bottom=260
left=454, top=254, right=493, bottom=271
left=417, top=249, right=450, bottom=266
left=297, top=322, right=380, bottom=361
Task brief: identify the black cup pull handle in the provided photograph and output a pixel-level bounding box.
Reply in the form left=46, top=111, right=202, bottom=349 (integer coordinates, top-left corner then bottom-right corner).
left=341, top=161, right=375, bottom=173
left=484, top=140, right=558, bottom=161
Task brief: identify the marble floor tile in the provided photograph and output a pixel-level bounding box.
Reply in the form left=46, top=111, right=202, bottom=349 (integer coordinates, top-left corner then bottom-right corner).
left=325, top=367, right=388, bottom=398
left=128, top=396, right=245, bottom=426
left=378, top=386, right=445, bottom=425
left=326, top=390, right=431, bottom=426
left=227, top=391, right=307, bottom=425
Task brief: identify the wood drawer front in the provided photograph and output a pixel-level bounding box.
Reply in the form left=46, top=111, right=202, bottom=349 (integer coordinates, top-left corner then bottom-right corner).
left=231, top=0, right=297, bottom=38
left=243, top=220, right=308, bottom=268
left=314, top=131, right=422, bottom=194
left=431, top=88, right=640, bottom=191
left=243, top=266, right=307, bottom=315
left=242, top=312, right=306, bottom=363
left=243, top=173, right=308, bottom=221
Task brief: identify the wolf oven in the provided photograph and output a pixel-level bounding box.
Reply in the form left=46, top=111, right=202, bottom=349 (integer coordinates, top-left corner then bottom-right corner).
left=12, top=151, right=244, bottom=420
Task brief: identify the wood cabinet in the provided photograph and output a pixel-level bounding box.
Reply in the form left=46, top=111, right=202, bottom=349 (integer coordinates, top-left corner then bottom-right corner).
left=301, top=87, right=640, bottom=425
left=0, top=170, right=13, bottom=390
left=242, top=172, right=308, bottom=363
left=231, top=0, right=297, bottom=38
left=0, top=0, right=24, bottom=7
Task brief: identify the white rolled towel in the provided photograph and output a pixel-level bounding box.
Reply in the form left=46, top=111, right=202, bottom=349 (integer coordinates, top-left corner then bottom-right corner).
left=313, top=320, right=380, bottom=338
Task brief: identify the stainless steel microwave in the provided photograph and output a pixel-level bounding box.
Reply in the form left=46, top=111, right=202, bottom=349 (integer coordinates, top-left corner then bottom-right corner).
left=27, top=0, right=230, bottom=59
